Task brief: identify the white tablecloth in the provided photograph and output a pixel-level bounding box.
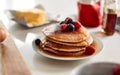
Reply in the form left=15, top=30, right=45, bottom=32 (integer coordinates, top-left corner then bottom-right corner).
left=0, top=0, right=120, bottom=75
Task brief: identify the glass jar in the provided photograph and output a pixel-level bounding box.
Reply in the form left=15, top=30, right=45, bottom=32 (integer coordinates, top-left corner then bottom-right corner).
left=77, top=0, right=102, bottom=27
left=102, top=0, right=118, bottom=35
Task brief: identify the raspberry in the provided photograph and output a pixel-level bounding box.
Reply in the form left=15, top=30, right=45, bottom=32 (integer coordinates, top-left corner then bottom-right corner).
left=60, top=24, right=68, bottom=32
left=73, top=20, right=81, bottom=30
left=65, top=17, right=70, bottom=22
left=113, top=65, right=120, bottom=75
left=84, top=46, right=95, bottom=55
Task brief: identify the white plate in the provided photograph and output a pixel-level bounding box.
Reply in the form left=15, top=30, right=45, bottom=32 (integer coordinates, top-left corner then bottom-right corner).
left=32, top=35, right=103, bottom=60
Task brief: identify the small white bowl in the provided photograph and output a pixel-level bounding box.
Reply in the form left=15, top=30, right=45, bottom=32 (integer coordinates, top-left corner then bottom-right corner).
left=71, top=62, right=120, bottom=75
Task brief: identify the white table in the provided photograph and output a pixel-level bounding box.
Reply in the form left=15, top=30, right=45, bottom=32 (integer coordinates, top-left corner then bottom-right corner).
left=1, top=0, right=120, bottom=75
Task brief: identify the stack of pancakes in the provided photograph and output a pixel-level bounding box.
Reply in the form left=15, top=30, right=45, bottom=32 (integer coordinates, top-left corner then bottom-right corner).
left=40, top=25, right=93, bottom=57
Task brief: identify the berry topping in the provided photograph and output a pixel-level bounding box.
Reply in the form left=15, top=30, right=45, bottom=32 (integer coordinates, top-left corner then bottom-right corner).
left=60, top=24, right=68, bottom=32
left=65, top=17, right=74, bottom=24
left=84, top=46, right=95, bottom=55
left=60, top=21, right=66, bottom=24
left=59, top=17, right=82, bottom=32
left=67, top=23, right=75, bottom=31
left=113, top=65, right=120, bottom=75
left=35, top=38, right=41, bottom=46
left=74, top=20, right=81, bottom=30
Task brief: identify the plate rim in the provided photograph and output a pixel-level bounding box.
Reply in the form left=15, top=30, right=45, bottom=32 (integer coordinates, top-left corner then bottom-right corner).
left=32, top=34, right=103, bottom=60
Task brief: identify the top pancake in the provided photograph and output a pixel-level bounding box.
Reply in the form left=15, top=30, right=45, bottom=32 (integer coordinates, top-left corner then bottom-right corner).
left=42, top=24, right=90, bottom=43
left=46, top=34, right=93, bottom=46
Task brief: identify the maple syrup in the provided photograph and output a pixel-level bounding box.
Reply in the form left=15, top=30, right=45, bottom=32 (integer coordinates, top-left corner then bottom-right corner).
left=102, top=0, right=118, bottom=35
left=38, top=40, right=98, bottom=58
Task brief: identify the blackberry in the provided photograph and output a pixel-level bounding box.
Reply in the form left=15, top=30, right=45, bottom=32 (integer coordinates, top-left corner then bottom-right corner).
left=67, top=23, right=75, bottom=31
left=67, top=18, right=74, bottom=24
left=65, top=17, right=74, bottom=24
left=35, top=38, right=41, bottom=46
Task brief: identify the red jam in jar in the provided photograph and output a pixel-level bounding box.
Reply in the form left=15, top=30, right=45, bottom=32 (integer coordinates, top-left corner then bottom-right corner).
left=77, top=1, right=102, bottom=27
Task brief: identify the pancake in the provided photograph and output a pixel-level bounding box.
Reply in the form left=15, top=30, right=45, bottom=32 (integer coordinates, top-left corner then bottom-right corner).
left=43, top=47, right=85, bottom=56
left=46, top=35, right=93, bottom=46
left=42, top=25, right=89, bottom=43
left=44, top=40, right=85, bottom=52
left=38, top=40, right=97, bottom=57
left=38, top=22, right=95, bottom=57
